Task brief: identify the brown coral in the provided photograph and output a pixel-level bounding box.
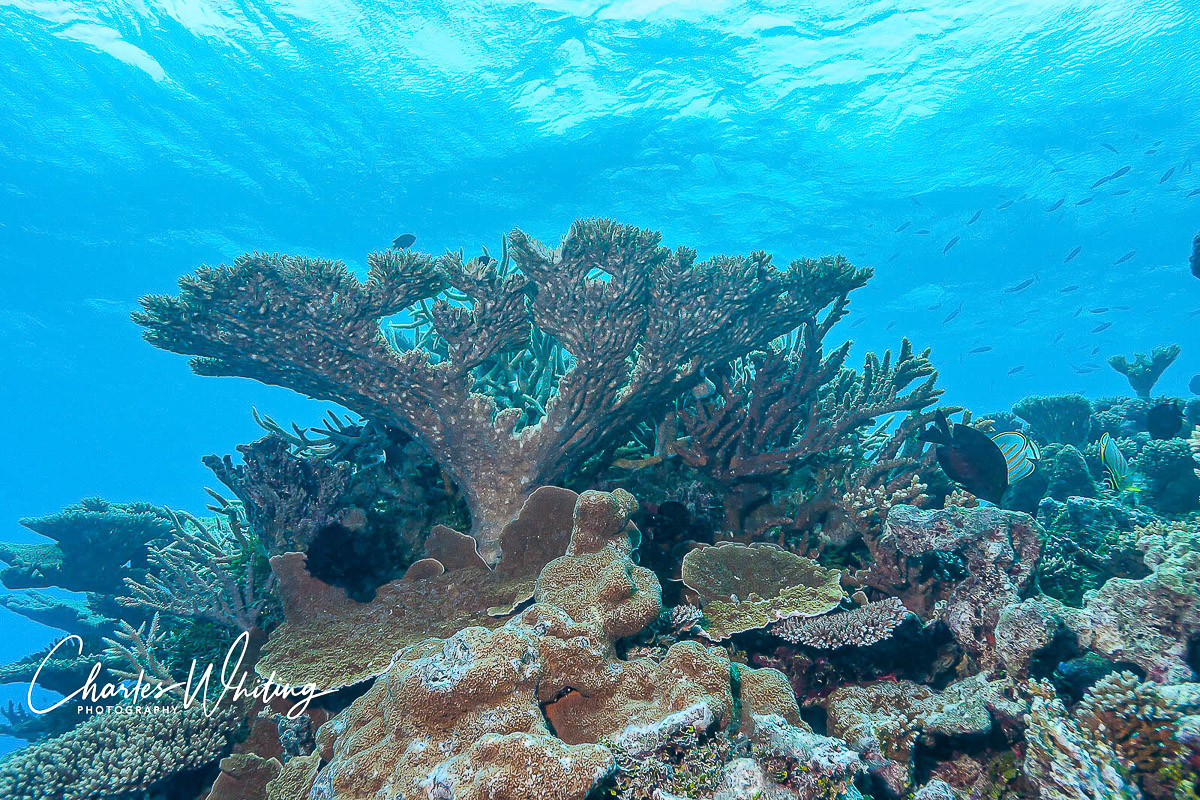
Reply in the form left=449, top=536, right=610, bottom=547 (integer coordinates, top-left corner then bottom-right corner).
left=135, top=221, right=868, bottom=561
left=680, top=542, right=843, bottom=640
left=256, top=485, right=577, bottom=689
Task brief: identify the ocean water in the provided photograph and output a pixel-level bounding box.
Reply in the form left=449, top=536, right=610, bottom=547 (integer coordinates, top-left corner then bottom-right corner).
left=0, top=0, right=1198, bottom=778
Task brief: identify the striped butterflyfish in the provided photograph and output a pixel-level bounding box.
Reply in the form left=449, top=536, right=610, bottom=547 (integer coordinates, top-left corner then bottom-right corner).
left=991, top=431, right=1040, bottom=483
left=1099, top=432, right=1131, bottom=491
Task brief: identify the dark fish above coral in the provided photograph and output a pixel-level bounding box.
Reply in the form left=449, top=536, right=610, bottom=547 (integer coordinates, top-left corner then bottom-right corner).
left=919, top=411, right=1009, bottom=504
left=1146, top=400, right=1184, bottom=440
left=392, top=232, right=417, bottom=249
left=1190, top=373, right=1200, bottom=395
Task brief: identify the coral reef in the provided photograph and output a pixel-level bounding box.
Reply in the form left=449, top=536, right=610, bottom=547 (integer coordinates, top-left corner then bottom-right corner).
left=1133, top=437, right=1200, bottom=513
left=1108, top=345, right=1182, bottom=399
left=679, top=542, right=843, bottom=640
left=136, top=220, right=868, bottom=562
left=1013, top=394, right=1092, bottom=447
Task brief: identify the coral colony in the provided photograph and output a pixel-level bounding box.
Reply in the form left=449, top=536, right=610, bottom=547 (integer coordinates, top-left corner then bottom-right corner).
left=1, top=219, right=1198, bottom=799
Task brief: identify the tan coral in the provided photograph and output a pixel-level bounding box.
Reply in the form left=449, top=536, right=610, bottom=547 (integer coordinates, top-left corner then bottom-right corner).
left=256, top=486, right=577, bottom=689
left=680, top=542, right=843, bottom=640
left=770, top=596, right=912, bottom=649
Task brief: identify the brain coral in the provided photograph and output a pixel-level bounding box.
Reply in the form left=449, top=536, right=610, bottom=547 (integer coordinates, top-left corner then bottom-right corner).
left=680, top=542, right=843, bottom=640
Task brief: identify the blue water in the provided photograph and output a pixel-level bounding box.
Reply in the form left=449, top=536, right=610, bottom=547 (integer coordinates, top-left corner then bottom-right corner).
left=1, top=0, right=1198, bottom=753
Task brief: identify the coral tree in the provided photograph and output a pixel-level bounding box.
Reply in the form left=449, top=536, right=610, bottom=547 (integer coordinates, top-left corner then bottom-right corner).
left=135, top=219, right=868, bottom=562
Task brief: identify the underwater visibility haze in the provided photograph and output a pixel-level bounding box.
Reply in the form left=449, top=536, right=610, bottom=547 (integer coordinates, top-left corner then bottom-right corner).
left=2, top=0, right=1200, bottom=798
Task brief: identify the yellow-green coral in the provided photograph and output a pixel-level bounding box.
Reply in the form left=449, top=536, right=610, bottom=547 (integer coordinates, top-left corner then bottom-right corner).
left=681, top=543, right=843, bottom=640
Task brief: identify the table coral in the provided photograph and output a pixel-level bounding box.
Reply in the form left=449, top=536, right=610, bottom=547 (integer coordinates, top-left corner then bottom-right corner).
left=136, top=220, right=868, bottom=562
left=1013, top=394, right=1092, bottom=447
left=1108, top=345, right=1182, bottom=399
left=680, top=542, right=843, bottom=640
left=770, top=597, right=912, bottom=650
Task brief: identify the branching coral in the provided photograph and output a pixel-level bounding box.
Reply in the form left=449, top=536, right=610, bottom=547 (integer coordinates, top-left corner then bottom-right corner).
left=671, top=287, right=942, bottom=534
left=119, top=509, right=273, bottom=635
left=0, top=705, right=240, bottom=800
left=1108, top=345, right=1182, bottom=399
left=679, top=542, right=843, bottom=640
left=770, top=596, right=912, bottom=649
left=135, top=220, right=869, bottom=561
left=1075, top=672, right=1182, bottom=782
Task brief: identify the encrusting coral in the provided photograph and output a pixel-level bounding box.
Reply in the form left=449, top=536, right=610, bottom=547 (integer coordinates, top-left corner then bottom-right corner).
left=1108, top=344, right=1182, bottom=399
left=135, top=219, right=869, bottom=562
left=679, top=542, right=843, bottom=640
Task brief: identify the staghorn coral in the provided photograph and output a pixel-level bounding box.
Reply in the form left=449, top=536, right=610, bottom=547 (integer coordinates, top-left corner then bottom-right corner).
left=1108, top=345, right=1182, bottom=399
left=136, top=220, right=868, bottom=562
left=0, top=497, right=175, bottom=594
left=204, top=435, right=353, bottom=555
left=679, top=542, right=843, bottom=640
left=671, top=285, right=942, bottom=535
left=255, top=485, right=578, bottom=689
left=868, top=504, right=1041, bottom=669
left=822, top=673, right=1026, bottom=795
left=0, top=705, right=240, bottom=800
left=770, top=596, right=912, bottom=649
left=1013, top=394, right=1092, bottom=447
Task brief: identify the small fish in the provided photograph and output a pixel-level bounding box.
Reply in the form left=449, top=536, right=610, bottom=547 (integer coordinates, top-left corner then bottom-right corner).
left=1188, top=188, right=1200, bottom=198
left=1145, top=149, right=1158, bottom=155
left=1004, top=277, right=1036, bottom=293
left=849, top=318, right=866, bottom=328
left=1100, top=432, right=1131, bottom=491
left=1060, top=284, right=1081, bottom=293
left=1076, top=197, right=1094, bottom=206
left=1102, top=143, right=1118, bottom=154
left=943, top=302, right=963, bottom=324
left=1189, top=373, right=1200, bottom=395
left=1113, top=250, right=1136, bottom=265
left=997, top=200, right=1015, bottom=210
left=1146, top=401, right=1184, bottom=440
left=1113, top=305, right=1131, bottom=310
left=1064, top=246, right=1082, bottom=263
left=1073, top=306, right=1083, bottom=317
left=1089, top=307, right=1110, bottom=313
left=1091, top=322, right=1112, bottom=333
left=968, top=345, right=993, bottom=354
left=1160, top=167, right=1175, bottom=183
left=920, top=411, right=1010, bottom=504
left=943, top=236, right=960, bottom=255
left=895, top=221, right=911, bottom=232
left=1007, top=365, right=1026, bottom=375
left=1110, top=166, right=1131, bottom=179
left=1089, top=346, right=1100, bottom=355
left=885, top=320, right=897, bottom=331
left=887, top=252, right=901, bottom=262
left=1090, top=176, right=1112, bottom=190
left=1046, top=198, right=1065, bottom=212
left=1186, top=158, right=1194, bottom=173
left=1052, top=332, right=1066, bottom=345
left=915, top=229, right=931, bottom=235
left=1111, top=189, right=1131, bottom=196
left=392, top=233, right=417, bottom=249
left=1154, top=140, right=1164, bottom=147
left=967, top=210, right=982, bottom=225
left=1050, top=166, right=1065, bottom=174
left=1072, top=365, right=1096, bottom=374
